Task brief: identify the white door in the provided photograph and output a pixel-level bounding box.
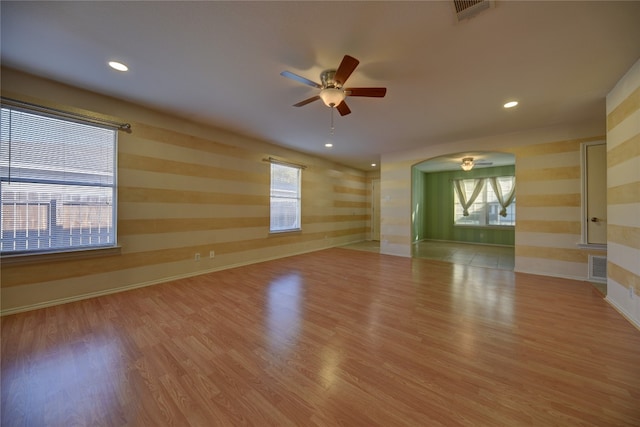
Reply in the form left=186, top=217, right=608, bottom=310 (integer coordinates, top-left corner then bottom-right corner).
left=372, top=179, right=380, bottom=241
left=586, top=143, right=607, bottom=244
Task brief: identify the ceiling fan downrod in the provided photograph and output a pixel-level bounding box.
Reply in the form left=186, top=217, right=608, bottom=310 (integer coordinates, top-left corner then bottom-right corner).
left=330, top=105, right=335, bottom=135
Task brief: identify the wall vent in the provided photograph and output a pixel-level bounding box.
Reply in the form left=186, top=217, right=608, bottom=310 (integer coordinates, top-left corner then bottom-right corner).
left=453, top=0, right=494, bottom=21
left=588, top=255, right=607, bottom=283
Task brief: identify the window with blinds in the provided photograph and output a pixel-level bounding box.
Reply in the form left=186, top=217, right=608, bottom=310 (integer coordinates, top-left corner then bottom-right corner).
left=0, top=107, right=117, bottom=254
left=270, top=163, right=301, bottom=232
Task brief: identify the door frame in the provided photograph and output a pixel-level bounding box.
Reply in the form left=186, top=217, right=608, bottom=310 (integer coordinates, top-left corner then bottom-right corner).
left=371, top=179, right=380, bottom=241
left=580, top=140, right=607, bottom=248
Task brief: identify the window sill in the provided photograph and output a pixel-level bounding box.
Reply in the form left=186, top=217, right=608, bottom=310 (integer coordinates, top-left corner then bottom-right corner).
left=453, top=224, right=515, bottom=230
left=577, top=243, right=607, bottom=251
left=1, top=246, right=121, bottom=266
left=269, top=228, right=302, bottom=235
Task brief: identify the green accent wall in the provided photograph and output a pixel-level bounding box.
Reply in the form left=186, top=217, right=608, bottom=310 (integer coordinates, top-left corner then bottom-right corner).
left=413, top=165, right=515, bottom=246
left=412, top=167, right=427, bottom=242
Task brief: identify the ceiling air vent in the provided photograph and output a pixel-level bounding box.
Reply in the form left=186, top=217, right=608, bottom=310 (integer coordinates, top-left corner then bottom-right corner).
left=453, top=0, right=494, bottom=21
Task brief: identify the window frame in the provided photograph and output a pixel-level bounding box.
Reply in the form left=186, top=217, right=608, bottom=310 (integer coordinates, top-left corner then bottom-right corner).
left=452, top=176, right=516, bottom=228
left=269, top=162, right=302, bottom=233
left=1, top=106, right=119, bottom=257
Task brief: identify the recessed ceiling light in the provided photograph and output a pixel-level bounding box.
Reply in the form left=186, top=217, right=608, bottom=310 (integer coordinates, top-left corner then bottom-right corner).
left=108, top=61, right=129, bottom=72
left=325, top=143, right=333, bottom=148
left=371, top=163, right=377, bottom=167
left=503, top=101, right=518, bottom=109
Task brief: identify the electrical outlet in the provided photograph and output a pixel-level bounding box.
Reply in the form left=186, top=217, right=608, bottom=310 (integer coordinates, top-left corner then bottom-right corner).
left=195, top=253, right=200, bottom=261
left=209, top=250, right=215, bottom=259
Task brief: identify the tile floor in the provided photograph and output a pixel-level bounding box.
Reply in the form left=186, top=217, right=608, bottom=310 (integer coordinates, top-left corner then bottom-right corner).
left=342, top=239, right=515, bottom=271
left=413, top=240, right=515, bottom=271
left=341, top=240, right=607, bottom=295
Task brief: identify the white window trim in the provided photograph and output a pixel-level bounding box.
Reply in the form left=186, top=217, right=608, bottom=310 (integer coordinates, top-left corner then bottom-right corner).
left=269, top=162, right=302, bottom=233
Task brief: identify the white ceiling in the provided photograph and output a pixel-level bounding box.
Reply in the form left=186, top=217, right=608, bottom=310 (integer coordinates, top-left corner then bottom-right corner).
left=2, top=1, right=639, bottom=171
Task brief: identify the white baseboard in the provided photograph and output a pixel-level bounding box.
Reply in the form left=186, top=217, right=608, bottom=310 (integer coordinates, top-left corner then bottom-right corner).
left=1, top=242, right=347, bottom=316
left=513, top=268, right=586, bottom=282
left=605, top=296, right=640, bottom=331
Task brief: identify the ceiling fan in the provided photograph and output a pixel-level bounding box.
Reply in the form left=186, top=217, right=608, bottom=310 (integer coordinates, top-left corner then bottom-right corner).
left=280, top=55, right=387, bottom=116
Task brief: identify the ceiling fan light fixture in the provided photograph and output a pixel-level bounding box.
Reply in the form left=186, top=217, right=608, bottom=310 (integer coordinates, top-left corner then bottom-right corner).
left=461, top=157, right=474, bottom=171
left=319, top=87, right=345, bottom=107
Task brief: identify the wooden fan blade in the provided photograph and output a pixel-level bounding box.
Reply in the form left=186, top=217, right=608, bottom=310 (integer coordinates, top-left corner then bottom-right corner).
left=280, top=71, right=321, bottom=88
left=336, top=101, right=351, bottom=116
left=346, top=87, right=387, bottom=97
left=334, top=55, right=360, bottom=85
left=293, top=95, right=320, bottom=107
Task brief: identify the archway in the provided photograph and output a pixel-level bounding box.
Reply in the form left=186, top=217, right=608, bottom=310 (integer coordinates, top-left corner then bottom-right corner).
left=411, top=151, right=516, bottom=270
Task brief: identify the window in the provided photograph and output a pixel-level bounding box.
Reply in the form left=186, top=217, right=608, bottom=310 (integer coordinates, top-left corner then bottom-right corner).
left=1, top=107, right=117, bottom=254
left=454, top=176, right=515, bottom=226
left=270, top=163, right=301, bottom=232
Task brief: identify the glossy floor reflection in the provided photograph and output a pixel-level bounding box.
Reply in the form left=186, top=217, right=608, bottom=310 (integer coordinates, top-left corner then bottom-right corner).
left=2, top=248, right=638, bottom=426
left=340, top=240, right=381, bottom=253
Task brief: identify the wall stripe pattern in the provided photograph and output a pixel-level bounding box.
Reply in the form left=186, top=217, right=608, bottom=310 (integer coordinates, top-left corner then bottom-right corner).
left=380, top=160, right=414, bottom=256
left=380, top=122, right=605, bottom=266
left=605, top=59, right=640, bottom=327
left=364, top=171, right=380, bottom=241
left=0, top=69, right=368, bottom=313
left=513, top=136, right=605, bottom=279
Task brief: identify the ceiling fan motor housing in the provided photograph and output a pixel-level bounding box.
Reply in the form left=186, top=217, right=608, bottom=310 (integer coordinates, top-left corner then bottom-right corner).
left=321, top=69, right=341, bottom=88
left=319, top=69, right=346, bottom=107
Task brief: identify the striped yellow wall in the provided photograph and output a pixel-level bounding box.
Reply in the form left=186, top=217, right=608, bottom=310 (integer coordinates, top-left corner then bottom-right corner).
left=380, top=122, right=606, bottom=279
left=0, top=68, right=368, bottom=314
left=513, top=136, right=605, bottom=279
left=365, top=170, right=380, bottom=240
left=380, top=160, right=414, bottom=256
left=605, top=58, right=640, bottom=327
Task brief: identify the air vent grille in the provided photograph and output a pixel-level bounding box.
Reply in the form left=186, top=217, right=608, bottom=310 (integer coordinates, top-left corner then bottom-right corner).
left=453, top=0, right=493, bottom=21
left=588, top=255, right=607, bottom=283
left=453, top=0, right=483, bottom=13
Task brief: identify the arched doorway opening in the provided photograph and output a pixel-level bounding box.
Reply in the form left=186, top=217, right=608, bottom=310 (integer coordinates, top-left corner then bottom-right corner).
left=412, top=151, right=516, bottom=270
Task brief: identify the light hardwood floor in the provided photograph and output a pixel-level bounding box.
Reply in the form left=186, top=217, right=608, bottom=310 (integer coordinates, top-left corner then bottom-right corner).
left=2, top=248, right=639, bottom=426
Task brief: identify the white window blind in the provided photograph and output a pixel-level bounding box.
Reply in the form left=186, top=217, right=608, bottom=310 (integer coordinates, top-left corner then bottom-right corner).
left=270, top=163, right=301, bottom=232
left=1, top=107, right=117, bottom=254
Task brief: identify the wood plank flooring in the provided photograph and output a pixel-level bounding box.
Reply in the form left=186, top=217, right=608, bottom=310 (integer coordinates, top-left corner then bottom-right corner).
left=2, top=248, right=640, bottom=426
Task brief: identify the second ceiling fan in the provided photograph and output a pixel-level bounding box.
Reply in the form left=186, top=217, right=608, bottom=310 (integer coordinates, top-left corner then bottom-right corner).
left=281, top=55, right=387, bottom=116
